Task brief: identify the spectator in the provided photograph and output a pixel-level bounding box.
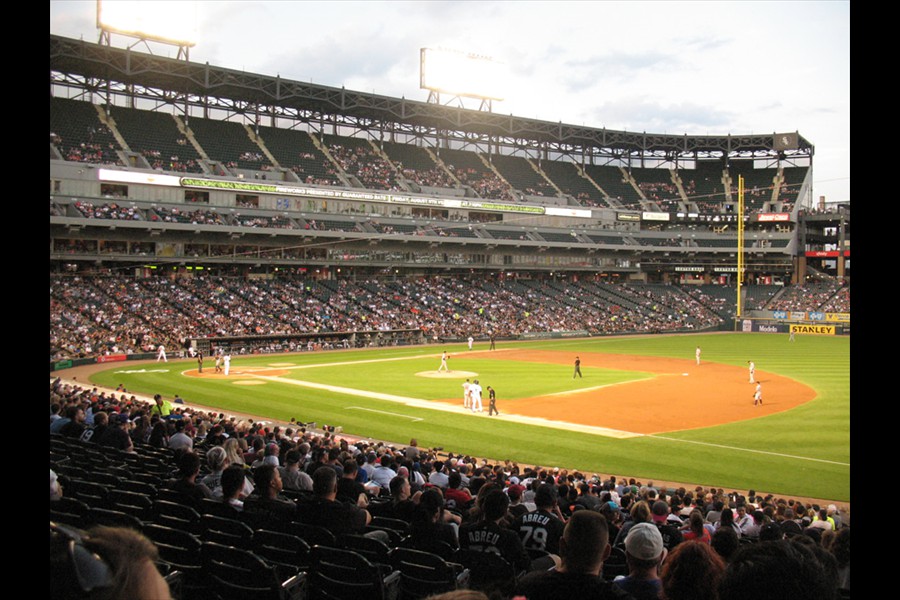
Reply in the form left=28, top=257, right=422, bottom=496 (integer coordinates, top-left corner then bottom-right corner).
left=615, top=522, right=666, bottom=600
left=515, top=511, right=630, bottom=599
left=660, top=538, right=726, bottom=600
left=49, top=524, right=172, bottom=600
left=718, top=540, right=838, bottom=600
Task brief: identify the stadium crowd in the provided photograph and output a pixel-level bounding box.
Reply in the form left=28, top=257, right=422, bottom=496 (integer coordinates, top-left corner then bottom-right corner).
left=328, top=143, right=404, bottom=192
left=50, top=375, right=850, bottom=599
left=49, top=274, right=756, bottom=361
left=50, top=273, right=850, bottom=361
left=768, top=282, right=846, bottom=312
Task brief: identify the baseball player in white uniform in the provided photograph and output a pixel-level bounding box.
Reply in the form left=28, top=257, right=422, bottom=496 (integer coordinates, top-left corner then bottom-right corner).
left=471, top=380, right=483, bottom=412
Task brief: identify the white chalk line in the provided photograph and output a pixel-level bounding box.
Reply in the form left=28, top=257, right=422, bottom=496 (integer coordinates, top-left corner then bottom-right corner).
left=346, top=407, right=423, bottom=422
left=260, top=348, right=513, bottom=371
left=247, top=373, right=640, bottom=439
left=647, top=435, right=850, bottom=467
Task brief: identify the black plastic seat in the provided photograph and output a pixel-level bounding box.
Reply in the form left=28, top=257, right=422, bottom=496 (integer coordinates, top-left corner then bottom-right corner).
left=49, top=497, right=91, bottom=528
left=200, top=497, right=242, bottom=519
left=144, top=523, right=205, bottom=600
left=118, top=479, right=158, bottom=498
left=201, top=513, right=255, bottom=549
left=390, top=546, right=469, bottom=600
left=288, top=522, right=337, bottom=548
left=602, top=545, right=628, bottom=580
left=201, top=541, right=304, bottom=600
left=308, top=545, right=400, bottom=600
left=253, top=529, right=311, bottom=580
left=399, top=536, right=457, bottom=561
left=456, top=548, right=518, bottom=597
left=338, top=534, right=392, bottom=569
left=109, top=489, right=155, bottom=522
left=88, top=506, right=144, bottom=531
left=67, top=479, right=110, bottom=508
left=154, top=499, right=202, bottom=535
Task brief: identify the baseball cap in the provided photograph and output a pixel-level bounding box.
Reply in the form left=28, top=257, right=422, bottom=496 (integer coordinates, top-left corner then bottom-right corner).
left=651, top=500, right=669, bottom=523
left=506, top=484, right=525, bottom=500
left=625, top=522, right=664, bottom=561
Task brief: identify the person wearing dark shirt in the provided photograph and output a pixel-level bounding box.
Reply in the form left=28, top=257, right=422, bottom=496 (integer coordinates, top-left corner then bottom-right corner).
left=514, top=483, right=566, bottom=556
left=386, top=475, right=418, bottom=523
left=407, top=487, right=460, bottom=551
left=460, top=488, right=531, bottom=574
left=243, top=464, right=297, bottom=524
left=516, top=511, right=635, bottom=599
left=96, top=412, right=134, bottom=452
left=650, top=500, right=683, bottom=550
left=336, top=459, right=369, bottom=506
left=58, top=406, right=87, bottom=439
left=296, top=466, right=371, bottom=537
left=164, top=451, right=212, bottom=509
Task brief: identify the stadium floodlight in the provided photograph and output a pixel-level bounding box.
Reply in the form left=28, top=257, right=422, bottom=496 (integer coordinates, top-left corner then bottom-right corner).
left=97, top=0, right=198, bottom=47
left=420, top=48, right=507, bottom=102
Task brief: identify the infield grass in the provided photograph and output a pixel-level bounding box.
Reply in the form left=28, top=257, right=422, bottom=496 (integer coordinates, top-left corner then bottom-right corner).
left=89, top=332, right=850, bottom=501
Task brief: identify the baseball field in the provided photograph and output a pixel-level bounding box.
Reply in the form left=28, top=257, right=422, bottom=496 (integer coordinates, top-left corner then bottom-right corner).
left=84, top=332, right=850, bottom=503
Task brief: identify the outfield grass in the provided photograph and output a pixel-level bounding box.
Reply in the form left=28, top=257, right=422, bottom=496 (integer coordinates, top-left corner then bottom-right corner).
left=89, top=332, right=850, bottom=501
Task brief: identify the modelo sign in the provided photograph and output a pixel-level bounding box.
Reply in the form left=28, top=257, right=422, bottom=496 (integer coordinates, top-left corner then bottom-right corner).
left=758, top=324, right=779, bottom=333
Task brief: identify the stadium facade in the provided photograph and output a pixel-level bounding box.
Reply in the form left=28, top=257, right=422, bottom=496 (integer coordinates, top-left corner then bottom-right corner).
left=50, top=34, right=849, bottom=358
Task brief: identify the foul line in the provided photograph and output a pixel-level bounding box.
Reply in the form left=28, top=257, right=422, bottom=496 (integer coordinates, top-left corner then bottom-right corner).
left=545, top=375, right=662, bottom=397
left=648, top=435, right=850, bottom=467
left=247, top=374, right=640, bottom=439
left=346, top=407, right=423, bottom=422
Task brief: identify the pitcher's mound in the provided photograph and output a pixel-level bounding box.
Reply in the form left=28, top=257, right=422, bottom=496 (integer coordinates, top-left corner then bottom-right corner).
left=416, top=370, right=478, bottom=379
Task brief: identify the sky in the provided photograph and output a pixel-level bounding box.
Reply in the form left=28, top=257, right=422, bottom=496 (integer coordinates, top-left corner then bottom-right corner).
left=50, top=1, right=850, bottom=205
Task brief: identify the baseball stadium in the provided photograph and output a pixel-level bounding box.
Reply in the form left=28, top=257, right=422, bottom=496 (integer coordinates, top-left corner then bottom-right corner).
left=49, top=11, right=850, bottom=600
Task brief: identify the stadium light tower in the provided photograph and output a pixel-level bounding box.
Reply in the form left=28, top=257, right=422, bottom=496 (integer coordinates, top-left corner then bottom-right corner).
left=420, top=48, right=507, bottom=112
left=95, top=0, right=198, bottom=122
left=96, top=0, right=198, bottom=61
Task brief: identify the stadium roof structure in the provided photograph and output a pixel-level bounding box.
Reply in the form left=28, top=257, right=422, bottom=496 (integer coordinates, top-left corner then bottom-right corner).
left=50, top=34, right=813, bottom=165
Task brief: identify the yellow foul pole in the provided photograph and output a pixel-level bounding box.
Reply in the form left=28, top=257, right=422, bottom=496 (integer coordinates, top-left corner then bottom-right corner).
left=737, top=175, right=744, bottom=318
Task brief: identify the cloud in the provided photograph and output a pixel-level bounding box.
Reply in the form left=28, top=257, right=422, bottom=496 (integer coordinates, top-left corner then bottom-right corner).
left=559, top=51, right=680, bottom=92
left=586, top=98, right=736, bottom=134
